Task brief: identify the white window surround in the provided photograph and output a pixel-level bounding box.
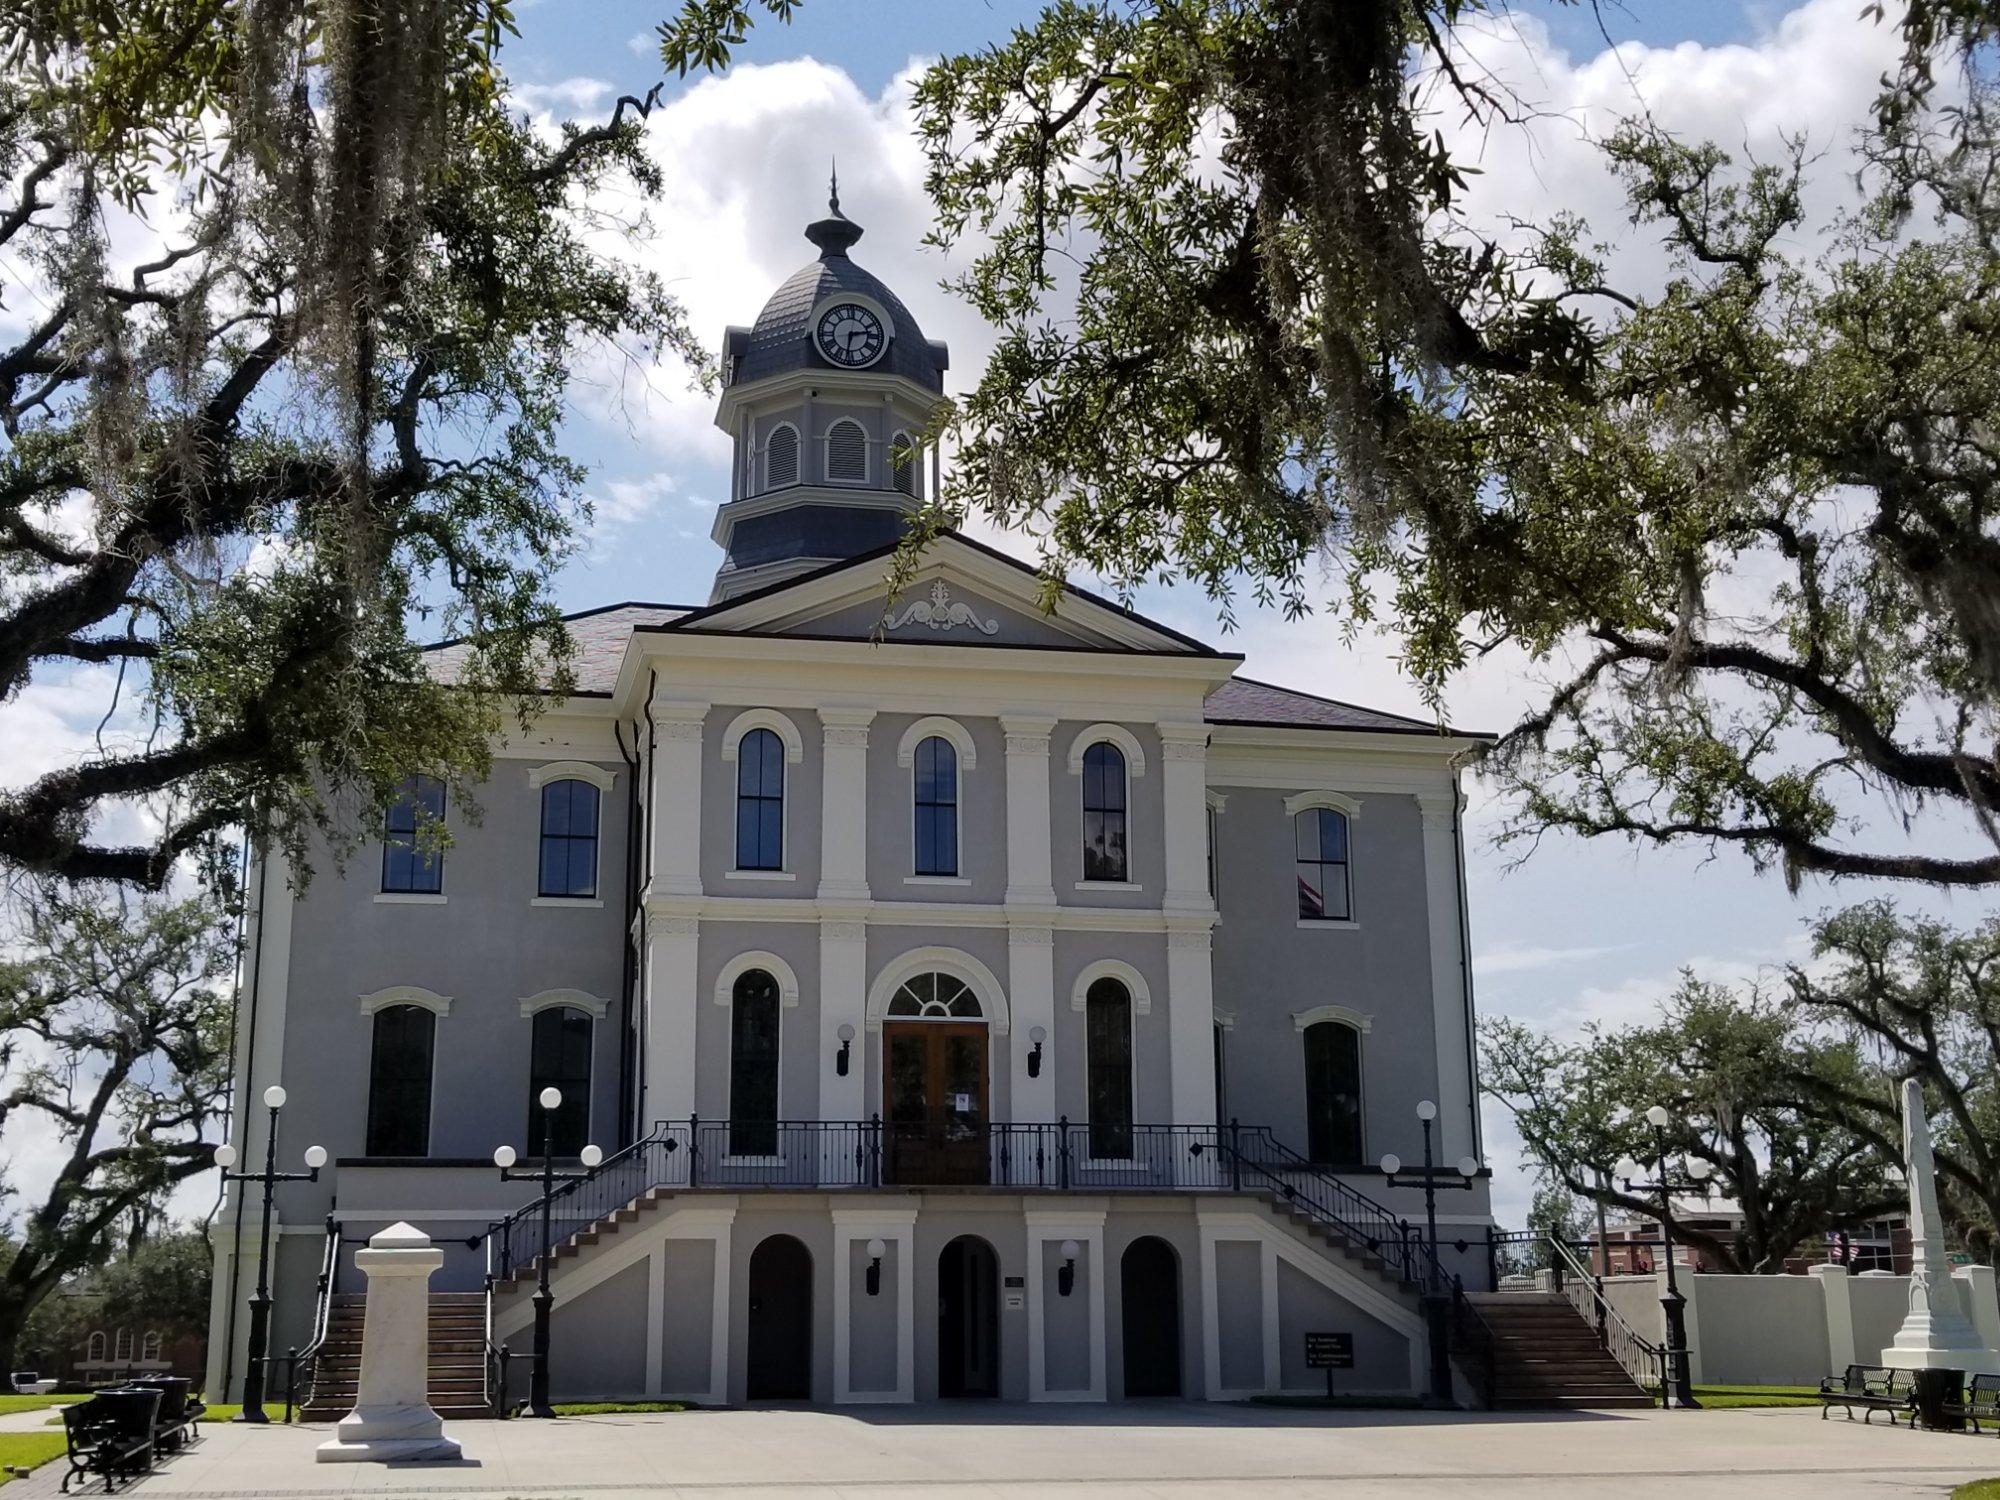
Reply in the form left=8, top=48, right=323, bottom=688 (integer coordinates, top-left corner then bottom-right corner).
left=532, top=896, right=605, bottom=907
left=725, top=870, right=797, bottom=882
left=1070, top=959, right=1153, bottom=1015
left=763, top=421, right=801, bottom=490
left=891, top=428, right=919, bottom=498
left=1291, top=1003, right=1372, bottom=1034
left=374, top=892, right=446, bottom=905
left=1283, top=789, right=1362, bottom=819
left=526, top=760, right=618, bottom=793
left=1065, top=724, right=1147, bottom=776
left=905, top=874, right=971, bottom=887
left=1297, top=918, right=1360, bottom=931
left=895, top=716, right=978, bottom=770
left=1205, top=790, right=1228, bottom=812
left=824, top=418, right=870, bottom=484
left=1073, top=880, right=1142, bottom=893
left=712, top=951, right=802, bottom=1010
left=358, top=985, right=453, bottom=1019
left=721, top=708, right=804, bottom=763
left=520, top=987, right=611, bottom=1020
left=865, top=946, right=1010, bottom=1034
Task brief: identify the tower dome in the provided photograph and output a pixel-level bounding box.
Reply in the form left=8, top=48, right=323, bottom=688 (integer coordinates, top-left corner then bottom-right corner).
left=708, top=180, right=951, bottom=602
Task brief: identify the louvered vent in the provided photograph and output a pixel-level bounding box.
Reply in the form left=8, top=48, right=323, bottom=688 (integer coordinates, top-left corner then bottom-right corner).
left=827, top=420, right=868, bottom=482
left=765, top=425, right=799, bottom=489
left=892, top=432, right=918, bottom=497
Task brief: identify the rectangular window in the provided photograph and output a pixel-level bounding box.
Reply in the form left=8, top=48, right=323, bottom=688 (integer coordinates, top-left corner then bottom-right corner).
left=1081, top=743, right=1129, bottom=882
left=527, top=1007, right=593, bottom=1156
left=913, top=735, right=959, bottom=876
left=1295, top=808, right=1351, bottom=921
left=729, top=975, right=781, bottom=1156
left=734, top=729, right=785, bottom=871
left=538, top=780, right=600, bottom=898
left=366, top=1005, right=436, bottom=1156
left=381, top=775, right=445, bottom=894
left=1085, top=979, right=1135, bottom=1160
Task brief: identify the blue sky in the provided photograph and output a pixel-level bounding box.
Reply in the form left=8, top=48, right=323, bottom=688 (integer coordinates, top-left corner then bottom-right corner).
left=478, top=0, right=1998, bottom=1229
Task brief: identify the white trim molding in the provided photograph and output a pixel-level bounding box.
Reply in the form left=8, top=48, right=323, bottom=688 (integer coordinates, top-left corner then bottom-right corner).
left=1283, top=789, right=1363, bottom=819
left=895, top=715, right=978, bottom=771
left=1205, top=789, right=1228, bottom=813
left=713, top=950, right=802, bottom=1010
left=526, top=760, right=618, bottom=793
left=1292, top=1002, right=1372, bottom=1033
left=519, top=987, right=611, bottom=1020
left=865, top=945, right=1010, bottom=1034
left=720, top=708, right=805, bottom=764
left=358, top=985, right=452, bottom=1018
left=1066, top=723, right=1147, bottom=777
left=1069, top=959, right=1154, bottom=1016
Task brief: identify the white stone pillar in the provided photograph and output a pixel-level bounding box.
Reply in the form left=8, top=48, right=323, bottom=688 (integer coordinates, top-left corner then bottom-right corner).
left=1157, top=722, right=1212, bottom=914
left=1008, top=923, right=1056, bottom=1122
left=1810, top=1262, right=1857, bottom=1371
left=1001, top=715, right=1057, bottom=908
left=1954, top=1265, right=2000, bottom=1353
left=818, top=708, right=875, bottom=901
left=1166, top=926, right=1218, bottom=1130
left=645, top=914, right=701, bottom=1127
left=1416, top=787, right=1474, bottom=1163
left=647, top=699, right=709, bottom=898
left=318, top=1223, right=462, bottom=1463
left=819, top=920, right=868, bottom=1129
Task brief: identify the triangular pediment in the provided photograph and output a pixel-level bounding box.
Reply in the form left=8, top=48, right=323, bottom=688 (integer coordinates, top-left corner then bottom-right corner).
left=668, top=534, right=1217, bottom=656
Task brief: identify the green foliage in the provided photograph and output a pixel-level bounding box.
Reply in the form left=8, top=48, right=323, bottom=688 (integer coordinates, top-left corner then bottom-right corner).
left=0, top=1431, right=67, bottom=1483
left=657, top=0, right=802, bottom=76
left=92, top=1231, right=211, bottom=1345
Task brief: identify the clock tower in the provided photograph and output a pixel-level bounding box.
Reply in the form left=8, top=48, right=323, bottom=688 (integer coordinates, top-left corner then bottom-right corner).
left=707, top=182, right=951, bottom=602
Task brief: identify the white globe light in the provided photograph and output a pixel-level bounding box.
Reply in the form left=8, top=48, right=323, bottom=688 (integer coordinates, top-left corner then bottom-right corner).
left=213, top=1144, right=238, bottom=1169
left=1061, top=1239, right=1081, bottom=1261
left=836, top=1023, right=856, bottom=1043
left=303, top=1145, right=328, bottom=1169
left=1645, top=1104, right=1671, bottom=1129
left=580, top=1145, right=604, bottom=1168
left=493, top=1145, right=517, bottom=1169
left=866, top=1237, right=887, bottom=1260
left=1415, top=1099, right=1438, bottom=1122
left=1615, top=1156, right=1644, bottom=1183
left=1029, top=1025, right=1048, bottom=1045
left=1380, top=1153, right=1403, bottom=1177
left=1687, top=1157, right=1715, bottom=1181
left=1458, top=1156, right=1480, bottom=1180
left=539, top=1087, right=562, bottom=1111
left=263, top=1084, right=287, bottom=1109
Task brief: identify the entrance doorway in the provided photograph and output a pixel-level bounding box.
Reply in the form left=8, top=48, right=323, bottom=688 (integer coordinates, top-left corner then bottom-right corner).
left=746, top=1234, right=812, bottom=1400
left=883, top=1022, right=989, bottom=1184
left=1120, top=1236, right=1182, bottom=1397
left=938, top=1235, right=1000, bottom=1397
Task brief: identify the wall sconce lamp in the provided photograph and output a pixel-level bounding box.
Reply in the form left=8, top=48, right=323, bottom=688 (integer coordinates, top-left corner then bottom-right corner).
left=836, top=1023, right=855, bottom=1077
left=1058, top=1238, right=1080, bottom=1298
left=865, top=1236, right=886, bottom=1296
left=1028, top=1025, right=1047, bottom=1079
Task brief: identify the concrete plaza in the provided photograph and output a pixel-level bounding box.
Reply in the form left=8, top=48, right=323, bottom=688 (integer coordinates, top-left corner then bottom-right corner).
left=40, top=1404, right=1998, bottom=1499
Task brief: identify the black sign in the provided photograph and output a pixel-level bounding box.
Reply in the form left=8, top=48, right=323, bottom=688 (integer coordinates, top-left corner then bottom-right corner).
left=1003, top=1275, right=1025, bottom=1289
left=1304, top=1332, right=1354, bottom=1370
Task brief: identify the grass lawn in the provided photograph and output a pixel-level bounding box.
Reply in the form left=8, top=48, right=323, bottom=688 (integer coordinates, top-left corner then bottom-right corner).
left=550, top=1401, right=691, bottom=1416
left=0, top=1431, right=68, bottom=1485
left=1692, top=1384, right=1820, bottom=1409
left=1952, top=1483, right=2000, bottom=1499
left=0, top=1394, right=82, bottom=1415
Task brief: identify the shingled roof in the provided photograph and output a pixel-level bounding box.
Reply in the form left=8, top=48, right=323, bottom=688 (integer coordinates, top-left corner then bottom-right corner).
left=425, top=602, right=689, bottom=695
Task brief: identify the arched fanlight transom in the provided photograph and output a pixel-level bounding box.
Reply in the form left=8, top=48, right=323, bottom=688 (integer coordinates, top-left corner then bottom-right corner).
left=886, top=972, right=982, bottom=1020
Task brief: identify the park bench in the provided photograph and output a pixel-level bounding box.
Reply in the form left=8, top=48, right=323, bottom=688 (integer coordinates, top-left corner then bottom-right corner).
left=1818, top=1364, right=1918, bottom=1425
left=127, top=1376, right=204, bottom=1452
left=1941, top=1372, right=2000, bottom=1435
left=59, top=1386, right=161, bottom=1493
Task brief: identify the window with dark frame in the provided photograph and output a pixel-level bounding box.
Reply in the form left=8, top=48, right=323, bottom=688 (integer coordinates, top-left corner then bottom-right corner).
left=526, top=1006, right=593, bottom=1156
left=729, top=970, right=781, bottom=1157
left=735, top=727, right=785, bottom=871
left=537, top=779, right=600, bottom=898
left=366, top=1004, right=436, bottom=1156
left=913, top=735, right=958, bottom=876
left=381, top=775, right=445, bottom=894
left=1081, top=741, right=1129, bottom=882
left=1302, top=1020, right=1363, bottom=1165
left=1085, top=977, right=1135, bottom=1160
left=1295, top=807, right=1352, bottom=921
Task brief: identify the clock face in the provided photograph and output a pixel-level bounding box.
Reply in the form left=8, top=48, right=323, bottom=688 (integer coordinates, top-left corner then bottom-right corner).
left=815, top=303, right=887, bottom=368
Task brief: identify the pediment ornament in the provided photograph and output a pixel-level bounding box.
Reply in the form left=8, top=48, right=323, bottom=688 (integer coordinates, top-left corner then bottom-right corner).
left=883, top=580, right=1000, bottom=636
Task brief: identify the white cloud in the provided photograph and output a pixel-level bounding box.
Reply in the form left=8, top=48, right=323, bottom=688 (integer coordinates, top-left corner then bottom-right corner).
left=1474, top=941, right=1629, bottom=979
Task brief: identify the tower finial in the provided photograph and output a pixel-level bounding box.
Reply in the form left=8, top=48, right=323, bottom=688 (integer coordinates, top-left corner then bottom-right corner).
left=829, top=158, right=840, bottom=216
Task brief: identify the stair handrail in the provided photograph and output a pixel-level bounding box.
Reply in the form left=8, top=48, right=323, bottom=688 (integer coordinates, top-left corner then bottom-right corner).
left=478, top=1118, right=682, bottom=1281
left=1542, top=1232, right=1666, bottom=1404
left=1224, top=1123, right=1435, bottom=1288
left=281, top=1214, right=343, bottom=1420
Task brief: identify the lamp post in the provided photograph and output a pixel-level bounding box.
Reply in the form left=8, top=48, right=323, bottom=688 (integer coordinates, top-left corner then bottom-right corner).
left=214, top=1084, right=326, bottom=1423
left=1615, top=1104, right=1716, bottom=1410
left=493, top=1087, right=604, bottom=1418
left=1379, top=1099, right=1481, bottom=1406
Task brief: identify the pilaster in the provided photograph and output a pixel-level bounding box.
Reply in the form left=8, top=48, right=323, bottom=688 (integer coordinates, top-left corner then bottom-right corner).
left=644, top=913, right=702, bottom=1125
left=1157, top=722, right=1212, bottom=913
left=819, top=919, right=868, bottom=1125
left=1001, top=715, right=1058, bottom=909
left=1007, top=923, right=1056, bottom=1120
left=647, top=699, right=710, bottom=899
left=818, top=708, right=876, bottom=902
left=1165, top=923, right=1219, bottom=1128
left=1417, top=785, right=1475, bottom=1162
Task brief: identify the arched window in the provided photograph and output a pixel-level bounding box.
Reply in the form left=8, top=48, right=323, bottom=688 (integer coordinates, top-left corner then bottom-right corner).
left=538, top=779, right=600, bottom=898
left=886, top=972, right=981, bottom=1018
left=1302, top=1021, right=1363, bottom=1164
left=86, top=1331, right=106, bottom=1363
left=527, top=1006, right=593, bottom=1157
left=366, top=1003, right=436, bottom=1156
left=1085, top=978, right=1135, bottom=1160
left=891, top=430, right=918, bottom=497
left=1081, top=742, right=1128, bottom=882
left=114, top=1329, right=131, bottom=1361
left=764, top=423, right=799, bottom=489
left=735, top=727, right=785, bottom=871
left=826, top=418, right=867, bottom=482
left=913, top=735, right=958, bottom=876
left=381, top=774, right=445, bottom=894
left=1295, top=807, right=1351, bottom=921
left=729, top=970, right=781, bottom=1157
left=140, top=1331, right=162, bottom=1362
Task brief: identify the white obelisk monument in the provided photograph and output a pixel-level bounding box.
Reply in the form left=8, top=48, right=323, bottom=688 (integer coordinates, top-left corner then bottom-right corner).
left=317, top=1222, right=465, bottom=1463
left=1882, top=1079, right=2000, bottom=1376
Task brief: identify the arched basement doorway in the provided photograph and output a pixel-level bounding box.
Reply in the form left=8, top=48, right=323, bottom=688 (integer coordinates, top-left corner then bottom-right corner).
left=938, top=1235, right=1000, bottom=1397
left=1120, top=1236, right=1182, bottom=1398
left=746, top=1234, right=812, bottom=1400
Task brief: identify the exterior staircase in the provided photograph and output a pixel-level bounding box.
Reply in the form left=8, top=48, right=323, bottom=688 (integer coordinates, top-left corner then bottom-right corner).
left=1469, top=1291, right=1655, bottom=1409
left=299, top=1291, right=492, bottom=1420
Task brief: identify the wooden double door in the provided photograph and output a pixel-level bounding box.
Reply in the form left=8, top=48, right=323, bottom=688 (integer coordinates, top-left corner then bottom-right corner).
left=883, top=1022, right=989, bottom=1185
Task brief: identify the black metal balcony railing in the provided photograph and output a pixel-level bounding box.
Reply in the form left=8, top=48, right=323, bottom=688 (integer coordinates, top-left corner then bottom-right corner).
left=480, top=1117, right=1442, bottom=1292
